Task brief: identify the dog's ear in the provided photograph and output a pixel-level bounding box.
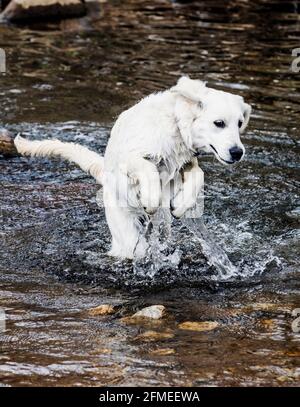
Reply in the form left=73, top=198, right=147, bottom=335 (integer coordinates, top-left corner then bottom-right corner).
left=170, top=76, right=207, bottom=103
left=240, top=102, right=251, bottom=133
left=171, top=76, right=207, bottom=150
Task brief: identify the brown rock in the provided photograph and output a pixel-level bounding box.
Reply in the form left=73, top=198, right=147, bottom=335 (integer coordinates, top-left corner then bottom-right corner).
left=260, top=319, right=276, bottom=329
left=277, top=375, right=294, bottom=383
left=0, top=129, right=18, bottom=157
left=178, top=321, right=219, bottom=332
left=134, top=330, right=174, bottom=342
left=1, top=0, right=86, bottom=22
left=246, top=302, right=291, bottom=313
left=286, top=351, right=300, bottom=357
left=88, top=304, right=115, bottom=316
left=150, top=348, right=175, bottom=356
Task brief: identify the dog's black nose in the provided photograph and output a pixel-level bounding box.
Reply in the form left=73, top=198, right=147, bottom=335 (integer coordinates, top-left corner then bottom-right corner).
left=229, top=146, right=243, bottom=162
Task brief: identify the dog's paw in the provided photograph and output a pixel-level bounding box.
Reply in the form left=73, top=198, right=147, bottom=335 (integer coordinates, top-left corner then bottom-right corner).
left=140, top=183, right=161, bottom=214
left=171, top=197, right=197, bottom=218
left=120, top=156, right=161, bottom=214
left=170, top=185, right=200, bottom=218
left=171, top=163, right=204, bottom=218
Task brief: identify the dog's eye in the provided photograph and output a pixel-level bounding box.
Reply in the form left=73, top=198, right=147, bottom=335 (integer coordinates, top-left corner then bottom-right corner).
left=238, top=120, right=243, bottom=128
left=214, top=120, right=226, bottom=129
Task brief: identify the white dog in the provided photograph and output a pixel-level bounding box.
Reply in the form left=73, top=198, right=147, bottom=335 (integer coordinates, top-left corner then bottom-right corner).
left=14, top=77, right=251, bottom=259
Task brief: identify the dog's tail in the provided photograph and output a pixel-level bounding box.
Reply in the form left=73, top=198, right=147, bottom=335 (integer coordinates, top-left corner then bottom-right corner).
left=14, top=135, right=104, bottom=185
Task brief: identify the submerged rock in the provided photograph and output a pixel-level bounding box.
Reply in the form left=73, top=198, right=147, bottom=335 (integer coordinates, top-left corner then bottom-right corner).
left=245, top=302, right=291, bottom=313
left=0, top=129, right=18, bottom=157
left=178, top=321, right=219, bottom=332
left=133, top=330, right=174, bottom=342
left=1, top=0, right=86, bottom=22
left=149, top=347, right=175, bottom=356
left=88, top=304, right=115, bottom=316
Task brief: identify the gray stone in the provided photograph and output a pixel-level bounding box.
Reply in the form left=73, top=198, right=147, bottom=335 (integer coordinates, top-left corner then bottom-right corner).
left=1, top=0, right=86, bottom=22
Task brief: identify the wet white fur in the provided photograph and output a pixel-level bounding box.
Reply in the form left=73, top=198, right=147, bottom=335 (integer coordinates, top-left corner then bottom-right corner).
left=14, top=136, right=104, bottom=184
left=14, top=77, right=251, bottom=259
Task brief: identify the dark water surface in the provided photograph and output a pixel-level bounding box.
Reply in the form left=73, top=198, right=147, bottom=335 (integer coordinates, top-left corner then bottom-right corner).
left=0, top=0, right=299, bottom=386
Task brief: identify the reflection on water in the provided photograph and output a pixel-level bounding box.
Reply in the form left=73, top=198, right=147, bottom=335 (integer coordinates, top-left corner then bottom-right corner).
left=0, top=0, right=299, bottom=387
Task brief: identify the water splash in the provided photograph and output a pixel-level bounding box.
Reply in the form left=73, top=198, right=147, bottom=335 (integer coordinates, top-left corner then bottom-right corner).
left=132, top=204, right=238, bottom=281
left=95, top=173, right=282, bottom=283
left=183, top=218, right=239, bottom=280
left=133, top=208, right=182, bottom=278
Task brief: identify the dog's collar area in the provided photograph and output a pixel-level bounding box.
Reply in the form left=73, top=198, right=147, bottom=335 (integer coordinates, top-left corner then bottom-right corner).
left=175, top=121, right=197, bottom=156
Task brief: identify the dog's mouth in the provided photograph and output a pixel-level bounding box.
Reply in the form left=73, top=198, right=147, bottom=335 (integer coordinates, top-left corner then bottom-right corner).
left=209, top=144, right=234, bottom=165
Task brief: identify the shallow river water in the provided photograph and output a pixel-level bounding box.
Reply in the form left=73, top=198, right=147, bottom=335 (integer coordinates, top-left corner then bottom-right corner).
left=0, top=0, right=299, bottom=386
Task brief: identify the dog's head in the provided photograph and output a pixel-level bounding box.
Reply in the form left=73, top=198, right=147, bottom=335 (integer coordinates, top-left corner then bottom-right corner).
left=171, top=76, right=251, bottom=164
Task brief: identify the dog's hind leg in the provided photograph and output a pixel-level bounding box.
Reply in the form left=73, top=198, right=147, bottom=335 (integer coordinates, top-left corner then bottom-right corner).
left=104, top=189, right=147, bottom=259
left=14, top=135, right=104, bottom=184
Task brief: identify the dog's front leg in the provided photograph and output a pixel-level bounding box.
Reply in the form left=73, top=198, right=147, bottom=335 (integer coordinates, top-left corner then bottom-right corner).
left=171, top=158, right=204, bottom=218
left=120, top=154, right=161, bottom=214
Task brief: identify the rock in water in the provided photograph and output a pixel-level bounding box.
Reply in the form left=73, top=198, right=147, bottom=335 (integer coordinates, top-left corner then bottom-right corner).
left=150, top=348, right=175, bottom=356
left=131, top=305, right=166, bottom=320
left=178, top=321, right=219, bottom=332
left=121, top=305, right=166, bottom=325
left=1, top=0, right=86, bottom=22
left=88, top=304, right=116, bottom=316
left=133, top=330, right=174, bottom=342
left=0, top=129, right=18, bottom=157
